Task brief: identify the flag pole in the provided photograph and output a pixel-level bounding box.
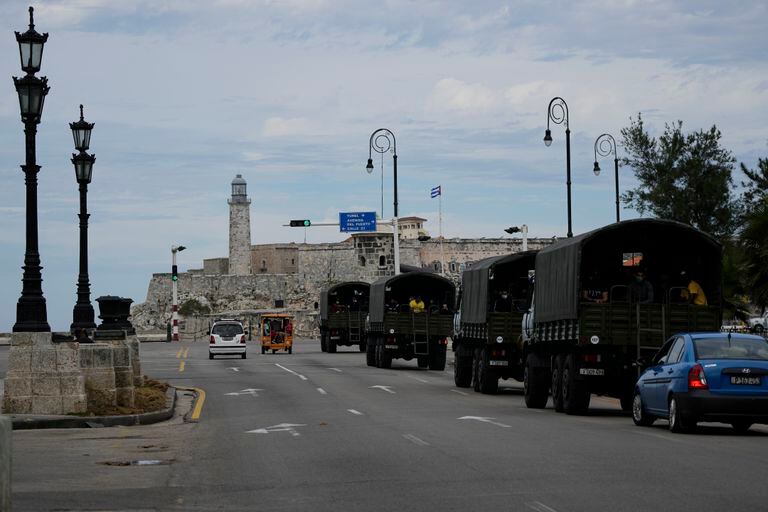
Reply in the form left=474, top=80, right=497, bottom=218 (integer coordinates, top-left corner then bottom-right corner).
left=439, top=187, right=445, bottom=276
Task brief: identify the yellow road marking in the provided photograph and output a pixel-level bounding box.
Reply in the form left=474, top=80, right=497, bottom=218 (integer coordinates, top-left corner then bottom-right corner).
left=183, top=347, right=189, bottom=358
left=176, top=385, right=206, bottom=422
left=179, top=361, right=185, bottom=372
left=176, top=348, right=182, bottom=358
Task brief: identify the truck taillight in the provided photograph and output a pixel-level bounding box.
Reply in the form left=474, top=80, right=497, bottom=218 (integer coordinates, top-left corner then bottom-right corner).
left=688, top=364, right=708, bottom=390
left=582, top=353, right=600, bottom=363
left=209, top=335, right=215, bottom=344
left=440, top=338, right=448, bottom=346
left=240, top=334, right=247, bottom=344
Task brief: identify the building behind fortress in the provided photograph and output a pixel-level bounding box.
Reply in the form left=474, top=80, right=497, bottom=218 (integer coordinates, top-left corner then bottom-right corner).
left=132, top=176, right=554, bottom=336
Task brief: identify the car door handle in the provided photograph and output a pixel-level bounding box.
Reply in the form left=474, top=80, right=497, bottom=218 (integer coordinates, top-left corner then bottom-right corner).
left=667, top=369, right=674, bottom=374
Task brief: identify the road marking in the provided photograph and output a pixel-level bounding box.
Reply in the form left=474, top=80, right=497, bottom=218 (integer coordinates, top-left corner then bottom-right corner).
left=317, top=387, right=327, bottom=395
left=450, top=389, right=469, bottom=396
left=328, top=368, right=343, bottom=373
left=347, top=409, right=363, bottom=416
left=525, top=501, right=559, bottom=512
left=176, top=348, right=182, bottom=358
left=628, top=428, right=686, bottom=443
left=402, top=434, right=430, bottom=446
left=178, top=361, right=185, bottom=372
left=407, top=375, right=429, bottom=384
left=369, top=385, right=395, bottom=394
left=246, top=423, right=306, bottom=436
left=183, top=347, right=189, bottom=358
left=458, top=416, right=511, bottom=428
left=227, top=367, right=241, bottom=372
left=176, top=385, right=206, bottom=421
left=275, top=363, right=308, bottom=380
left=225, top=388, right=263, bottom=397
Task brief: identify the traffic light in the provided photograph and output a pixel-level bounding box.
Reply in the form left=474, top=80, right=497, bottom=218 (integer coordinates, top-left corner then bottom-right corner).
left=289, top=220, right=311, bottom=227
left=172, top=264, right=178, bottom=281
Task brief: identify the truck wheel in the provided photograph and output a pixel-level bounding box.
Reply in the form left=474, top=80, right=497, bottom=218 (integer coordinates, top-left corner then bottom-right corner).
left=551, top=355, right=565, bottom=412
left=417, top=356, right=429, bottom=368
left=524, top=354, right=548, bottom=409
left=366, top=337, right=376, bottom=367
left=562, top=354, right=590, bottom=414
left=359, top=341, right=367, bottom=352
left=454, top=353, right=473, bottom=388
left=477, top=348, right=498, bottom=394
left=472, top=349, right=481, bottom=392
left=428, top=346, right=446, bottom=371
left=320, top=333, right=327, bottom=352
left=379, top=346, right=392, bottom=369
left=328, top=339, right=337, bottom=354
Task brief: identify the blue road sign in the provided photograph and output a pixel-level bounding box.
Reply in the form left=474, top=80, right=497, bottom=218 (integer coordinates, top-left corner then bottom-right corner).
left=340, top=211, right=377, bottom=233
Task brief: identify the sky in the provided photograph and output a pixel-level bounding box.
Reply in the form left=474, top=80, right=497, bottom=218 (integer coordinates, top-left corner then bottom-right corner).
left=0, top=0, right=767, bottom=331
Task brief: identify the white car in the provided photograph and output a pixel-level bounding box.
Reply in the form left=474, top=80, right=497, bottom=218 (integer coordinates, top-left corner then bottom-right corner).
left=209, top=319, right=247, bottom=359
left=748, top=313, right=767, bottom=335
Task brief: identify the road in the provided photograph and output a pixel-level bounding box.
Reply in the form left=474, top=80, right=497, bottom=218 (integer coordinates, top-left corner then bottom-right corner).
left=2, top=340, right=768, bottom=511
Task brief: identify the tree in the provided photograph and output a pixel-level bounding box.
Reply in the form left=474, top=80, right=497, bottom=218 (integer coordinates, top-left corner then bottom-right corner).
left=740, top=198, right=768, bottom=310
left=179, top=298, right=210, bottom=317
left=740, top=156, right=768, bottom=208
left=620, top=114, right=740, bottom=239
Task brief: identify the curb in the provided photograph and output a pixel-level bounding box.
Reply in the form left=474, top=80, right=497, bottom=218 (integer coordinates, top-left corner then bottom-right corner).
left=9, top=387, right=177, bottom=430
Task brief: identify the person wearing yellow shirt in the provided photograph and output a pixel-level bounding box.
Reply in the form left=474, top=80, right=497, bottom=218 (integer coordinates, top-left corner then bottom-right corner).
left=680, top=270, right=707, bottom=306
left=409, top=296, right=425, bottom=313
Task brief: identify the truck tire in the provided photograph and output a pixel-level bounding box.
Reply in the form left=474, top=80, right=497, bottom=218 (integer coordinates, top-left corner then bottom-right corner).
left=366, top=336, right=377, bottom=366
left=359, top=341, right=367, bottom=352
left=477, top=348, right=498, bottom=394
left=524, top=354, right=548, bottom=408
left=472, top=348, right=482, bottom=392
left=320, top=332, right=327, bottom=352
left=551, top=355, right=565, bottom=412
left=562, top=354, right=590, bottom=415
left=428, top=345, right=446, bottom=371
left=379, top=345, right=392, bottom=369
left=417, top=356, right=429, bottom=368
left=328, top=338, right=337, bottom=354
left=454, top=353, right=473, bottom=388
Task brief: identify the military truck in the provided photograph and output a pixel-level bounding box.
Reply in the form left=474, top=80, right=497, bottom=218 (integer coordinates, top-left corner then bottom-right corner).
left=319, top=281, right=370, bottom=353
left=367, top=272, right=455, bottom=370
left=453, top=251, right=537, bottom=393
left=522, top=219, right=722, bottom=414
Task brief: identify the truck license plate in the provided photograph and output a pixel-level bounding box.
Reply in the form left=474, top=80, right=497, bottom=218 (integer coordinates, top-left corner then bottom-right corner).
left=579, top=368, right=604, bottom=376
left=385, top=345, right=399, bottom=349
left=489, top=360, right=509, bottom=366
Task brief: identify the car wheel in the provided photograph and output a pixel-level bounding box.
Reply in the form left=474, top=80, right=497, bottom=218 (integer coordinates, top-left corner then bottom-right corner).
left=669, top=396, right=695, bottom=433
left=551, top=355, right=564, bottom=412
left=209, top=353, right=214, bottom=360
left=632, top=390, right=655, bottom=426
left=241, top=353, right=247, bottom=359
left=524, top=354, right=548, bottom=409
left=454, top=353, right=473, bottom=388
left=731, top=421, right=753, bottom=433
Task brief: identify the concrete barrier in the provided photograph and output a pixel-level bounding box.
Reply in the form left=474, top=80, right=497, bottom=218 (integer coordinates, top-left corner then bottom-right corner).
left=0, top=415, right=10, bottom=511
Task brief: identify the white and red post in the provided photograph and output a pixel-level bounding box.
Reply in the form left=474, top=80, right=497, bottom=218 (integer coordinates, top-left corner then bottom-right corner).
left=171, top=245, right=186, bottom=341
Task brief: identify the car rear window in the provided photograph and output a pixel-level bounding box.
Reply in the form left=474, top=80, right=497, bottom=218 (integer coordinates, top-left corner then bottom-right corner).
left=693, top=337, right=768, bottom=361
left=212, top=323, right=243, bottom=337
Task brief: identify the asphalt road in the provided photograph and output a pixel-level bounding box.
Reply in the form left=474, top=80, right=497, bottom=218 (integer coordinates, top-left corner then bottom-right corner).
left=2, top=340, right=768, bottom=512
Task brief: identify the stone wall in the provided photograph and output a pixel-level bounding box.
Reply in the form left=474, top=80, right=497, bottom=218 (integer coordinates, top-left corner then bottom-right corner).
left=204, top=258, right=229, bottom=275
left=251, top=244, right=299, bottom=274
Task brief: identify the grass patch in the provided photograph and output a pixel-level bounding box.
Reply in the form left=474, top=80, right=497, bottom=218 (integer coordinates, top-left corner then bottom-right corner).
left=75, top=376, right=171, bottom=417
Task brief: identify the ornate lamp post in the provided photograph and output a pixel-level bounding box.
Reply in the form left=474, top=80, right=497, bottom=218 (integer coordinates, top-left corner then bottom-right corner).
left=544, top=97, right=573, bottom=238
left=70, top=105, right=97, bottom=331
left=13, top=7, right=51, bottom=332
left=593, top=133, right=621, bottom=223
left=366, top=128, right=401, bottom=275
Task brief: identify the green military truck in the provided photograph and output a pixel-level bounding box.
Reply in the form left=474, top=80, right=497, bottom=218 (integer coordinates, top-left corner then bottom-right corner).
left=453, top=251, right=537, bottom=393
left=319, top=282, right=370, bottom=353
left=367, top=272, right=455, bottom=370
left=522, top=219, right=722, bottom=414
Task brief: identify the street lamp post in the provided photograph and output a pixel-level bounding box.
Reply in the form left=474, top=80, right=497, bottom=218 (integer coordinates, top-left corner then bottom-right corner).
left=13, top=7, right=51, bottom=332
left=544, top=97, right=573, bottom=238
left=366, top=128, right=400, bottom=275
left=593, top=133, right=621, bottom=223
left=70, top=105, right=97, bottom=331
left=171, top=245, right=186, bottom=341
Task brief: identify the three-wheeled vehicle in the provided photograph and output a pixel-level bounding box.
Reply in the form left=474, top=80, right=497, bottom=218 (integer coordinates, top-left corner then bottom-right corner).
left=261, top=314, right=295, bottom=354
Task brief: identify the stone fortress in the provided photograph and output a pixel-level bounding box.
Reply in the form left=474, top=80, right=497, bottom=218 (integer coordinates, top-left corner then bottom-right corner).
left=131, top=176, right=554, bottom=337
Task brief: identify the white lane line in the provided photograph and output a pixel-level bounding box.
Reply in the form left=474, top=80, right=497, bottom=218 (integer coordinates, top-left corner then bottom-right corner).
left=407, top=375, right=429, bottom=384
left=317, top=387, right=327, bottom=395
left=227, top=367, right=240, bottom=372
left=369, top=385, right=395, bottom=394
left=402, top=434, right=430, bottom=446
left=525, top=501, right=559, bottom=512
left=347, top=409, right=364, bottom=416
left=628, top=428, right=685, bottom=443
left=458, top=416, right=512, bottom=428
left=275, top=363, right=308, bottom=381
left=328, top=368, right=343, bottom=373
left=450, top=389, right=469, bottom=396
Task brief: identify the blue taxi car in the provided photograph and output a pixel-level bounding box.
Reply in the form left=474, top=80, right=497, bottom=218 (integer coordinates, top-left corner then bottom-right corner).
left=632, top=333, right=768, bottom=433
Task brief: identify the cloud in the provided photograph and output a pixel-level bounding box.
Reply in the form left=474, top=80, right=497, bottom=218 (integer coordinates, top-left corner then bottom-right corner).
left=261, top=117, right=311, bottom=137
left=427, top=78, right=497, bottom=113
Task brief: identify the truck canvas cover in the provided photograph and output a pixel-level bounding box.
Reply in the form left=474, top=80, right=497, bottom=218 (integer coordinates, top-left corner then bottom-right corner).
left=369, top=272, right=456, bottom=323
left=535, top=219, right=721, bottom=323
left=320, top=282, right=370, bottom=320
left=461, top=251, right=537, bottom=324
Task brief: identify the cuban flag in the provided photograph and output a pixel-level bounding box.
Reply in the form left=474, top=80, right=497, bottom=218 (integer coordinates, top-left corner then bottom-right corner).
left=430, top=185, right=441, bottom=198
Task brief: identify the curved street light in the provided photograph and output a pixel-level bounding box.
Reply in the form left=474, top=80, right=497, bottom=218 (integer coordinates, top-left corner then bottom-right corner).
left=366, top=128, right=400, bottom=275
left=593, top=133, right=621, bottom=223
left=544, top=97, right=572, bottom=237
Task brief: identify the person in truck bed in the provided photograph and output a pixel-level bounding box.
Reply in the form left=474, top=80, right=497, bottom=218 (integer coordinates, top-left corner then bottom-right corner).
left=629, top=269, right=654, bottom=303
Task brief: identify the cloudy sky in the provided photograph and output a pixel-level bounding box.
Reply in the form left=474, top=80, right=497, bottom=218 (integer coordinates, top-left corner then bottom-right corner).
left=1, top=0, right=767, bottom=330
